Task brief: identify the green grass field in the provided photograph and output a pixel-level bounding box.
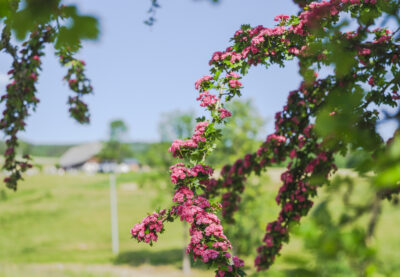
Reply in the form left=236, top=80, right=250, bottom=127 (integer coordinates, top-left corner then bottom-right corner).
left=0, top=172, right=205, bottom=276
left=0, top=170, right=399, bottom=276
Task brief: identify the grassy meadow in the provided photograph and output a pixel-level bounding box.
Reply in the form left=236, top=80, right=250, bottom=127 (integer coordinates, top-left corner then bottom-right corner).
left=0, top=169, right=399, bottom=276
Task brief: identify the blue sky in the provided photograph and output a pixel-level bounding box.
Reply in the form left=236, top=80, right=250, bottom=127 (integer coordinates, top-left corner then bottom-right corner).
left=0, top=0, right=304, bottom=144
left=0, top=1, right=394, bottom=144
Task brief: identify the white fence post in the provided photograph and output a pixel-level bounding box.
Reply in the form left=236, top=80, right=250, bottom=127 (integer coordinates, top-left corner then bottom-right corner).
left=110, top=173, right=119, bottom=255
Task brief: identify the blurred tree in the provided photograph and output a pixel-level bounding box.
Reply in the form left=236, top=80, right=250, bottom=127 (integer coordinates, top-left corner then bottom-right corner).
left=138, top=110, right=196, bottom=170
left=159, top=110, right=196, bottom=142
left=282, top=174, right=399, bottom=277
left=98, top=119, right=133, bottom=163
left=136, top=142, right=174, bottom=170
left=109, top=120, right=129, bottom=142
left=223, top=177, right=270, bottom=257
left=18, top=141, right=33, bottom=157
left=207, top=99, right=265, bottom=167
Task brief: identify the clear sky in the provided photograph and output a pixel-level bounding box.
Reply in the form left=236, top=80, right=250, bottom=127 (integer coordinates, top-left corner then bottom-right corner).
left=0, top=1, right=394, bottom=144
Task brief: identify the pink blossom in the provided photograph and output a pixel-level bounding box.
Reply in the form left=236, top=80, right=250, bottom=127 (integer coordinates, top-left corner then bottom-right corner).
left=217, top=271, right=225, bottom=277
left=251, top=35, right=265, bottom=45
left=169, top=163, right=196, bottom=184
left=241, top=46, right=251, bottom=58
left=176, top=202, right=203, bottom=223
left=190, top=230, right=203, bottom=244
left=197, top=91, right=219, bottom=107
left=195, top=75, right=213, bottom=90
left=184, top=139, right=198, bottom=148
left=30, top=73, right=37, bottom=81
left=289, top=47, right=300, bottom=55
left=173, top=186, right=194, bottom=203
left=264, top=235, right=274, bottom=247
left=131, top=212, right=163, bottom=243
left=284, top=202, right=293, bottom=212
left=266, top=134, right=286, bottom=144
left=213, top=241, right=230, bottom=251
left=230, top=52, right=242, bottom=63
left=373, top=35, right=391, bottom=44
left=219, top=108, right=232, bottom=119
left=368, top=76, right=375, bottom=86
left=194, top=196, right=211, bottom=209
left=201, top=249, right=219, bottom=262
left=233, top=256, right=244, bottom=267
left=192, top=164, right=213, bottom=176
left=225, top=72, right=240, bottom=79
left=274, top=14, right=289, bottom=22
left=210, top=51, right=223, bottom=64
left=191, top=121, right=209, bottom=143
left=205, top=223, right=224, bottom=237
left=304, top=124, right=313, bottom=137
left=305, top=160, right=316, bottom=173
left=228, top=79, right=242, bottom=88
left=234, top=29, right=243, bottom=37
left=358, top=48, right=371, bottom=55
left=195, top=212, right=220, bottom=225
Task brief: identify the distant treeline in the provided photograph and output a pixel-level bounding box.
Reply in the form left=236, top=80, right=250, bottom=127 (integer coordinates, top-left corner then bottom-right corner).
left=0, top=141, right=73, bottom=157
left=0, top=140, right=354, bottom=169
left=0, top=141, right=149, bottom=158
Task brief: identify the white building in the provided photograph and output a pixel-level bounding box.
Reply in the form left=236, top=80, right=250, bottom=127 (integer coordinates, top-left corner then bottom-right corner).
left=59, top=142, right=102, bottom=173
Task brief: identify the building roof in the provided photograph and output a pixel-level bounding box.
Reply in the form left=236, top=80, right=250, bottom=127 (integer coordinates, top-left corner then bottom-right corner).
left=59, top=142, right=102, bottom=168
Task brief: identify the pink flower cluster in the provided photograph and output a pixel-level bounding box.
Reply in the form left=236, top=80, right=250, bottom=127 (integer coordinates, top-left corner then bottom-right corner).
left=225, top=72, right=243, bottom=89
left=276, top=171, right=312, bottom=204
left=192, top=121, right=209, bottom=142
left=266, top=134, right=287, bottom=144
left=197, top=91, right=220, bottom=107
left=207, top=78, right=341, bottom=271
left=170, top=186, right=244, bottom=275
left=225, top=72, right=240, bottom=79
left=170, top=163, right=197, bottom=184
left=209, top=24, right=292, bottom=68
left=219, top=108, right=232, bottom=119
left=358, top=48, right=371, bottom=55
left=168, top=121, right=209, bottom=157
left=373, top=32, right=392, bottom=44
left=250, top=25, right=286, bottom=46
left=274, top=14, right=289, bottom=22
left=392, top=90, right=400, bottom=100
left=130, top=212, right=164, bottom=243
left=287, top=0, right=371, bottom=36
left=195, top=75, right=213, bottom=90
left=305, top=151, right=328, bottom=173
left=209, top=47, right=244, bottom=65
left=289, top=47, right=300, bottom=55
left=170, top=163, right=213, bottom=184
left=175, top=192, right=244, bottom=275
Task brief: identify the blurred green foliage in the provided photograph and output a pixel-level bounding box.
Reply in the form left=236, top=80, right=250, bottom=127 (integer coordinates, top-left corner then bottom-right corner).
left=207, top=99, right=265, bottom=167
left=98, top=119, right=133, bottom=163
left=158, top=110, right=196, bottom=142
left=0, top=0, right=99, bottom=49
